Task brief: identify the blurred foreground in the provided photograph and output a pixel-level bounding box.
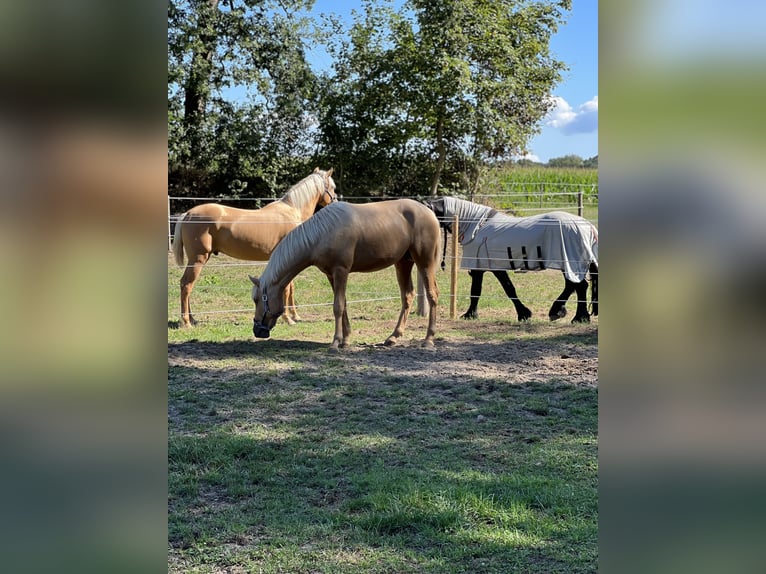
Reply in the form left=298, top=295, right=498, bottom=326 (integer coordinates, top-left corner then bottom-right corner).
left=1, top=1, right=766, bottom=573
left=600, top=1, right=766, bottom=572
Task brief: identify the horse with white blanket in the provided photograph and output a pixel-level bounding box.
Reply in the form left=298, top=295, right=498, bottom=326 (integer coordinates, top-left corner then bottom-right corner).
left=425, top=197, right=598, bottom=323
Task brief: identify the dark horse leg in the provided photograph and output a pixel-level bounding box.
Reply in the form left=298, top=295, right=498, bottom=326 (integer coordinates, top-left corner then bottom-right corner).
left=461, top=270, right=485, bottom=319
left=572, top=279, right=591, bottom=323
left=548, top=279, right=575, bottom=321
left=462, top=269, right=532, bottom=321
left=590, top=262, right=598, bottom=317
left=549, top=277, right=592, bottom=323
left=493, top=270, right=532, bottom=321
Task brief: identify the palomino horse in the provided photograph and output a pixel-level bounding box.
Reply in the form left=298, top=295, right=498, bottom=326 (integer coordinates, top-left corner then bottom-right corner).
left=425, top=197, right=598, bottom=323
left=249, top=199, right=441, bottom=350
left=172, top=168, right=337, bottom=327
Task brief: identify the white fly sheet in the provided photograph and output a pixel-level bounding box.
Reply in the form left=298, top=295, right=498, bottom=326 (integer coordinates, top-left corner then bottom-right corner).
left=441, top=197, right=598, bottom=283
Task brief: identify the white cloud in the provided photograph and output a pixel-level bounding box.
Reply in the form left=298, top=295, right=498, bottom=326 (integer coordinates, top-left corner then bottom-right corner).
left=513, top=152, right=541, bottom=163
left=546, top=95, right=598, bottom=135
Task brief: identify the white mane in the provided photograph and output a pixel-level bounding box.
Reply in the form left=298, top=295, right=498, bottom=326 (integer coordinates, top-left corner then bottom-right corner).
left=280, top=172, right=324, bottom=208
left=261, top=201, right=350, bottom=286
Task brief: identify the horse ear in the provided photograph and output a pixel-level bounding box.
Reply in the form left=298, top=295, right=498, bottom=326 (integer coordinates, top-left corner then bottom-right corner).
left=249, top=275, right=260, bottom=286
left=313, top=167, right=320, bottom=173
left=326, top=167, right=333, bottom=177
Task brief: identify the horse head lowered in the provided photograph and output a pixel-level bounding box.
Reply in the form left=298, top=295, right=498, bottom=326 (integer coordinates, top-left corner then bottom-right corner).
left=249, top=275, right=283, bottom=339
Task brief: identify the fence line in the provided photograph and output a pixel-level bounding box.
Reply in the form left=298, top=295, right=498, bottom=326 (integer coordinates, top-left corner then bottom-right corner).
left=166, top=292, right=593, bottom=320
left=168, top=190, right=598, bottom=242
left=169, top=187, right=598, bottom=205
left=168, top=190, right=598, bottom=202
left=168, top=260, right=597, bottom=320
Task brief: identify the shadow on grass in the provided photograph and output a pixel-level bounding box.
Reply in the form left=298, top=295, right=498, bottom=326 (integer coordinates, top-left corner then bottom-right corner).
left=169, top=337, right=331, bottom=359
left=169, top=348, right=598, bottom=572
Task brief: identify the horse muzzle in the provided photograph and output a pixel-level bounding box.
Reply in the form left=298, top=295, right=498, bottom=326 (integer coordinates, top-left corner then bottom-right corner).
left=253, top=321, right=271, bottom=339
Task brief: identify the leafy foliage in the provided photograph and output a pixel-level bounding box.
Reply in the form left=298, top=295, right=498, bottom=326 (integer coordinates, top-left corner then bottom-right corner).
left=168, top=0, right=577, bottom=199
left=318, top=0, right=573, bottom=198
left=168, top=0, right=318, bottom=197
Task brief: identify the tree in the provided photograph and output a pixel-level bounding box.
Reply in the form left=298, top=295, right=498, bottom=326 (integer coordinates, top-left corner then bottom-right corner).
left=318, top=0, right=571, bottom=197
left=168, top=0, right=318, bottom=196
left=547, top=154, right=584, bottom=168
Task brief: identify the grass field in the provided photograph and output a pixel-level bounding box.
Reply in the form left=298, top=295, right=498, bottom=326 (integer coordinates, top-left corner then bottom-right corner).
left=168, top=243, right=598, bottom=573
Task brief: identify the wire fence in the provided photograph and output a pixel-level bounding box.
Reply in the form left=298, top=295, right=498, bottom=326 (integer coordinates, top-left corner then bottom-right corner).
left=168, top=188, right=598, bottom=247
left=166, top=261, right=595, bottom=322
left=168, top=187, right=598, bottom=323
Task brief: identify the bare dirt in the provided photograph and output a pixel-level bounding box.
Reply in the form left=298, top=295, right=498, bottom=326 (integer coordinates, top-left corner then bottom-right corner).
left=168, top=318, right=598, bottom=389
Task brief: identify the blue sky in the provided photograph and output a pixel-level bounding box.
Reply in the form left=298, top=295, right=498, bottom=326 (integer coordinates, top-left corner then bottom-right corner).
left=306, top=0, right=598, bottom=163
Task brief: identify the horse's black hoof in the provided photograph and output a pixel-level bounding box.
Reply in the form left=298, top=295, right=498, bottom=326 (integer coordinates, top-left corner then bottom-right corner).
left=461, top=312, right=478, bottom=320
left=549, top=307, right=567, bottom=321
left=518, top=308, right=533, bottom=322
left=572, top=315, right=591, bottom=324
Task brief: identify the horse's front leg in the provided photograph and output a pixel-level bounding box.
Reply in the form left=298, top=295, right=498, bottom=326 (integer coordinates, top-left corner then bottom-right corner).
left=493, top=270, right=532, bottom=321
left=329, top=271, right=350, bottom=351
left=571, top=280, right=591, bottom=323
left=385, top=261, right=415, bottom=346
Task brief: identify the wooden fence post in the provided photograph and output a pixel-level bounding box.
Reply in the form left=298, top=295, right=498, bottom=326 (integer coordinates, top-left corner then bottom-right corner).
left=450, top=214, right=459, bottom=319
left=577, top=189, right=583, bottom=217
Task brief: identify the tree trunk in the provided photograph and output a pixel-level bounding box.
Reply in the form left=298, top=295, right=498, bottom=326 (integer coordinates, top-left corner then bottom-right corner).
left=430, top=116, right=445, bottom=197
left=182, top=0, right=219, bottom=164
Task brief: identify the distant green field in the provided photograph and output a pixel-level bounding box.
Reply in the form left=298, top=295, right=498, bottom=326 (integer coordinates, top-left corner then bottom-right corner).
left=471, top=166, right=598, bottom=222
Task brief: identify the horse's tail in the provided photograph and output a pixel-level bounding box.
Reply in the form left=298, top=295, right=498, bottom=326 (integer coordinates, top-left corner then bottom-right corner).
left=590, top=261, right=598, bottom=316
left=172, top=213, right=186, bottom=267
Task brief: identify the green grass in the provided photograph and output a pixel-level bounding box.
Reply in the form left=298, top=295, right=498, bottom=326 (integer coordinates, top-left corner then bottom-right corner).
left=168, top=243, right=598, bottom=572
left=168, top=344, right=597, bottom=573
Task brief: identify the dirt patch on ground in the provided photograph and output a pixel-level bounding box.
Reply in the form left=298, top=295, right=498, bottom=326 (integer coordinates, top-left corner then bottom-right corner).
left=168, top=319, right=598, bottom=389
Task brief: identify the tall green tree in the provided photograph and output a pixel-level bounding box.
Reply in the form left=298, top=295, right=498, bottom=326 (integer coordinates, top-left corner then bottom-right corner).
left=548, top=154, right=584, bottom=168
left=168, top=0, right=317, bottom=196
left=316, top=1, right=428, bottom=196
left=319, top=0, right=571, bottom=197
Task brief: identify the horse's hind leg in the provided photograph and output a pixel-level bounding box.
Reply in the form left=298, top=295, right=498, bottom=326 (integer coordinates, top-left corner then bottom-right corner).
left=385, top=259, right=416, bottom=346
left=572, top=280, right=591, bottom=323
left=180, top=254, right=209, bottom=327
left=462, top=270, right=485, bottom=319
left=288, top=281, right=302, bottom=321
left=421, top=264, right=439, bottom=347
left=549, top=279, right=576, bottom=321
left=493, top=270, right=532, bottom=321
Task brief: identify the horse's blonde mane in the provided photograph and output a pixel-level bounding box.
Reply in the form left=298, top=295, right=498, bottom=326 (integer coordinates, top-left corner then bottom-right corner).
left=279, top=172, right=323, bottom=208
left=262, top=202, right=348, bottom=286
